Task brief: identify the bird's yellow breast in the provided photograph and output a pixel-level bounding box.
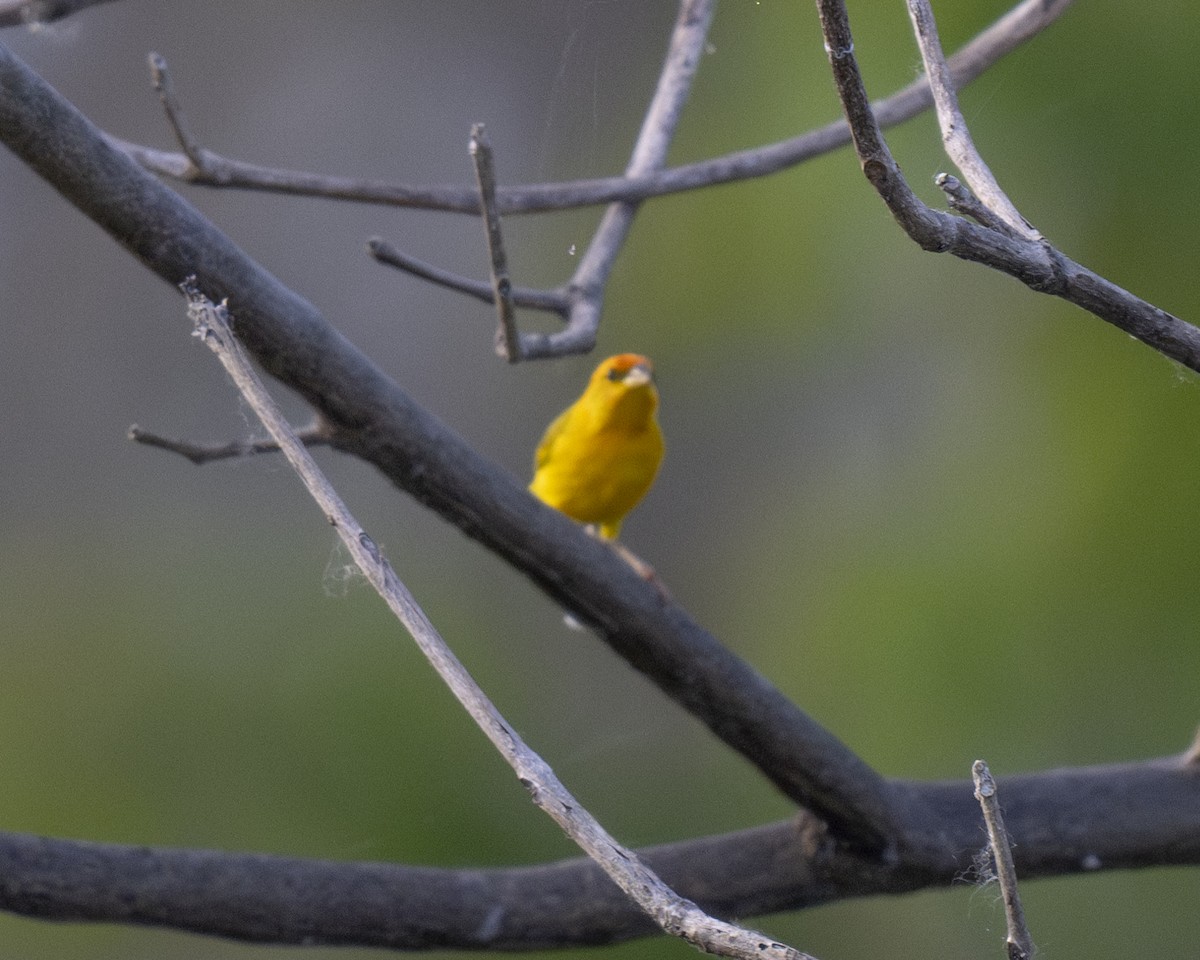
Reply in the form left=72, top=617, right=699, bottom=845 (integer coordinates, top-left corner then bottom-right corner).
left=529, top=354, right=664, bottom=540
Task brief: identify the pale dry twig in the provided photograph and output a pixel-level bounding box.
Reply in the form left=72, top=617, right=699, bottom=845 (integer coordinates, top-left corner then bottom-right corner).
left=179, top=280, right=814, bottom=960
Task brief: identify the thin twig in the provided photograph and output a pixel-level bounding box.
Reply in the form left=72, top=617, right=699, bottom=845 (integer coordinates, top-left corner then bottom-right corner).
left=127, top=422, right=330, bottom=465
left=147, top=52, right=208, bottom=175
left=973, top=761, right=1036, bottom=960
left=180, top=280, right=812, bottom=960
left=905, top=0, right=1038, bottom=240
left=934, top=173, right=1014, bottom=235
left=468, top=124, right=520, bottom=361
left=366, top=237, right=569, bottom=312
left=115, top=0, right=1072, bottom=216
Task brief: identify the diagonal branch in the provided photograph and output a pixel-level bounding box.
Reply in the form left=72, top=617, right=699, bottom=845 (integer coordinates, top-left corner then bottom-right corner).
left=0, top=39, right=907, bottom=854
left=814, top=0, right=1200, bottom=374
left=147, top=52, right=206, bottom=173
left=182, top=283, right=809, bottom=960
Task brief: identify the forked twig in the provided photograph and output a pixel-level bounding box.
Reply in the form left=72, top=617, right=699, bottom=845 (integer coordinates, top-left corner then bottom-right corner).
left=366, top=0, right=715, bottom=360
left=178, top=279, right=812, bottom=960
left=815, top=0, right=1200, bottom=373
left=516, top=0, right=715, bottom=359
left=906, top=0, right=1038, bottom=240
left=973, top=761, right=1036, bottom=960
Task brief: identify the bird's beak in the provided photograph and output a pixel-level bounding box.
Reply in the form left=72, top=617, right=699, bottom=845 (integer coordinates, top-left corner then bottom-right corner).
left=624, top=363, right=653, bottom=387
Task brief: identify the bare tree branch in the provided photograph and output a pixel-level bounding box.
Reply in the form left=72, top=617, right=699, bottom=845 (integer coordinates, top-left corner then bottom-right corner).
left=105, top=0, right=1071, bottom=215
left=814, top=0, right=1200, bottom=374
left=0, top=37, right=906, bottom=854
left=2, top=751, right=1198, bottom=950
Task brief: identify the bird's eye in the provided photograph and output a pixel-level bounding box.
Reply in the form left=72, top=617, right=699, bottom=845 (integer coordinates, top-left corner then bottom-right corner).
left=606, top=367, right=625, bottom=382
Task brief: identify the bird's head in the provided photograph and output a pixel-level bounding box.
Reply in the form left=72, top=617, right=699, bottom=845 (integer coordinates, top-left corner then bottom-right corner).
left=595, top=353, right=654, bottom=389
left=586, top=353, right=658, bottom=425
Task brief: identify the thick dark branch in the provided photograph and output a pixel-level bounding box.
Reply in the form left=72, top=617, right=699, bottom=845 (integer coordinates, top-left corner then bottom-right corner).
left=108, top=0, right=1071, bottom=215
left=0, top=40, right=903, bottom=853
left=2, top=754, right=1197, bottom=950
left=814, top=0, right=1200, bottom=374
left=0, top=0, right=116, bottom=26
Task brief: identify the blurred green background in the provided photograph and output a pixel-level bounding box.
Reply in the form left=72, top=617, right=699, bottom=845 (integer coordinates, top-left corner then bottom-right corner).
left=1, top=1, right=1198, bottom=957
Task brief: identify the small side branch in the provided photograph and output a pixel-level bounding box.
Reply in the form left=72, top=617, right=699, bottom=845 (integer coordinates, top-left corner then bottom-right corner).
left=468, top=124, right=520, bottom=361
left=367, top=238, right=569, bottom=312
left=935, top=173, right=1014, bottom=235
left=973, top=761, right=1036, bottom=960
left=180, top=281, right=813, bottom=960
left=128, top=422, right=330, bottom=465
left=148, top=53, right=207, bottom=174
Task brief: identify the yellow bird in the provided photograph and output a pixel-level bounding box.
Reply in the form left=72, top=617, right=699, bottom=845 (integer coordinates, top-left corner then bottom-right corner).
left=530, top=353, right=664, bottom=540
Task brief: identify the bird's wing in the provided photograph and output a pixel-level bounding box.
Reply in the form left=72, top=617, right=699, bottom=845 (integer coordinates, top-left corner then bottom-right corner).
left=533, top=406, right=574, bottom=471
